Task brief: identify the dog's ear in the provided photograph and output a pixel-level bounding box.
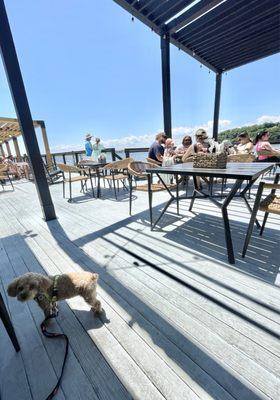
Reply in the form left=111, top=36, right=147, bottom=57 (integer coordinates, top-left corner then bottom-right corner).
left=7, top=278, right=19, bottom=297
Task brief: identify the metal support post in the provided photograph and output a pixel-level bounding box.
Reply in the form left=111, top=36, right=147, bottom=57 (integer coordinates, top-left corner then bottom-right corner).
left=160, top=34, right=172, bottom=138
left=213, top=72, right=222, bottom=141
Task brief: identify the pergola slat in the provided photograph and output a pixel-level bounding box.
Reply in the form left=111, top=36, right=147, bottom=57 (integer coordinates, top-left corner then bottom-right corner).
left=165, top=0, right=224, bottom=34
left=182, top=1, right=279, bottom=51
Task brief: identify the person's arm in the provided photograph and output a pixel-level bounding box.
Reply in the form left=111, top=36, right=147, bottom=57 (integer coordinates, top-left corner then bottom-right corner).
left=245, top=142, right=254, bottom=153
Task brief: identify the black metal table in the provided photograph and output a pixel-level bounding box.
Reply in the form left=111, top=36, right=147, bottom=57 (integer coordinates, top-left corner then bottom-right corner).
left=79, top=161, right=107, bottom=198
left=146, top=162, right=274, bottom=264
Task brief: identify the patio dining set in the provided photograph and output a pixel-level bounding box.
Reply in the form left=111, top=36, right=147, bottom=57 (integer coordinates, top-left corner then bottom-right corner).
left=50, top=154, right=280, bottom=266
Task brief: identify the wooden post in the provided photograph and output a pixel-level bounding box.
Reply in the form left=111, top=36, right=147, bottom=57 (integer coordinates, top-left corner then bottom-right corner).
left=5, top=140, right=11, bottom=156
left=39, top=121, right=52, bottom=169
left=0, top=143, right=5, bottom=157
left=12, top=136, right=21, bottom=160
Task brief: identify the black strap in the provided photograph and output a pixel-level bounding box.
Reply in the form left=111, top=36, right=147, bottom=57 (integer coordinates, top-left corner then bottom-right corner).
left=40, top=316, right=69, bottom=400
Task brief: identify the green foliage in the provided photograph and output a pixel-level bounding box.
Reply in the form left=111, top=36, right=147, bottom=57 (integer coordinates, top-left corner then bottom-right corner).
left=218, top=122, right=280, bottom=143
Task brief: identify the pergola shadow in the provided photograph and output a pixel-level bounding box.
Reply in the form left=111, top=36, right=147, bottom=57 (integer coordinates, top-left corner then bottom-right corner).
left=45, top=219, right=268, bottom=400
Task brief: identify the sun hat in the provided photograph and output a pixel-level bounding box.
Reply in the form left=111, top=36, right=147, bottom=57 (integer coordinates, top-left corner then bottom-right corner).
left=85, top=133, right=93, bottom=140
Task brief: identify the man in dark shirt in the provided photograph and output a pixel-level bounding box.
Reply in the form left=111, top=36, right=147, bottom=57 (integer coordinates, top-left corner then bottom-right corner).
left=148, top=133, right=167, bottom=163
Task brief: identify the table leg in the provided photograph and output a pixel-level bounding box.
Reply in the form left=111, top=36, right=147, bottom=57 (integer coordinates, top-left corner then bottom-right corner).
left=175, top=174, right=179, bottom=215
left=148, top=173, right=153, bottom=230
left=97, top=168, right=101, bottom=198
left=221, top=179, right=243, bottom=264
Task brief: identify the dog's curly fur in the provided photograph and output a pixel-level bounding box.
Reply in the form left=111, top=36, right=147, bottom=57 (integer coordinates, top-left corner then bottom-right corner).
left=7, top=271, right=101, bottom=317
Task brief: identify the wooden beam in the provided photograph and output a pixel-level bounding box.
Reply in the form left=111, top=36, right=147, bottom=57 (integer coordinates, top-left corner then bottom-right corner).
left=38, top=121, right=52, bottom=168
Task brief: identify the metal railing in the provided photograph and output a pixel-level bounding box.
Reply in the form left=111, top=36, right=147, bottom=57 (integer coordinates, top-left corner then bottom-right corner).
left=42, top=147, right=121, bottom=167
left=41, top=147, right=151, bottom=167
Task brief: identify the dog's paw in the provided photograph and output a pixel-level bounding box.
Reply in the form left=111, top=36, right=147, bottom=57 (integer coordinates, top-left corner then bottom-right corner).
left=91, top=300, right=102, bottom=314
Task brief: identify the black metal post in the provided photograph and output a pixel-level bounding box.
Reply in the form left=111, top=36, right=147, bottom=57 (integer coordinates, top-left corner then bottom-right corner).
left=160, top=34, right=172, bottom=138
left=213, top=72, right=222, bottom=141
left=0, top=0, right=56, bottom=221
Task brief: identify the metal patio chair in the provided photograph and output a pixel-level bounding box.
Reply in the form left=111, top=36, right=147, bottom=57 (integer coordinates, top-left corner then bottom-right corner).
left=242, top=172, right=280, bottom=257
left=101, top=157, right=133, bottom=200
left=43, top=162, right=63, bottom=184
left=57, top=163, right=94, bottom=202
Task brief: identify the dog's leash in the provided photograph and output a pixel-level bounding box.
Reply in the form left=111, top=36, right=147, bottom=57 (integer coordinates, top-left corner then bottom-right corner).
left=39, top=276, right=69, bottom=400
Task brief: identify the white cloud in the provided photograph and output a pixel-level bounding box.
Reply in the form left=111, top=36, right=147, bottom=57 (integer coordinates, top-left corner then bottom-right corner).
left=256, top=115, right=280, bottom=124
left=50, top=119, right=233, bottom=152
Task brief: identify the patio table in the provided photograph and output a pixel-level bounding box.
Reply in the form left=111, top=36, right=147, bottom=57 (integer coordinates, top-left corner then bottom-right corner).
left=78, top=161, right=107, bottom=198
left=146, top=162, right=274, bottom=264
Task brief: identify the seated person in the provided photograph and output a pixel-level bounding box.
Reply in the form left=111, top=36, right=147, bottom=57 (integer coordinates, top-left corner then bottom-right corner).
left=234, top=132, right=253, bottom=154
left=164, top=138, right=176, bottom=158
left=148, top=132, right=167, bottom=163
left=254, top=130, right=280, bottom=162
left=175, top=136, right=192, bottom=156
left=195, top=129, right=209, bottom=152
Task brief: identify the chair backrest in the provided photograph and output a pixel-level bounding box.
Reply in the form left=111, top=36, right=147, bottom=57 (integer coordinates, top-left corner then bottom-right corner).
left=102, top=157, right=134, bottom=171
left=146, top=157, right=161, bottom=165
left=0, top=165, right=8, bottom=173
left=128, top=161, right=159, bottom=177
left=57, top=163, right=80, bottom=173
left=227, top=154, right=256, bottom=163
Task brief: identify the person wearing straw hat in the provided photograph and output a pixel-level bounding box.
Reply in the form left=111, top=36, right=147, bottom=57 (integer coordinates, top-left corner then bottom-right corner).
left=85, top=133, right=93, bottom=157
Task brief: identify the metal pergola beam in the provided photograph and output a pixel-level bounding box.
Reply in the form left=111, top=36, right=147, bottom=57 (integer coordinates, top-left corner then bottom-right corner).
left=213, top=72, right=222, bottom=140
left=161, top=34, right=172, bottom=138
left=0, top=0, right=56, bottom=221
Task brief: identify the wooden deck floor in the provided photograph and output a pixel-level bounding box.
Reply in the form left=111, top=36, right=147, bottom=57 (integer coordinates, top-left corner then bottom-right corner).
left=0, top=178, right=279, bottom=400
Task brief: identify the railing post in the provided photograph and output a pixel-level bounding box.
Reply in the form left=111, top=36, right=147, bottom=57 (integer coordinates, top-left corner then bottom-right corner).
left=0, top=0, right=56, bottom=220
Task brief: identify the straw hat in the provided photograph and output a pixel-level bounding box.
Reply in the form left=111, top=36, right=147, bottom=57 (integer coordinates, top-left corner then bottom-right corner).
left=85, top=133, right=93, bottom=140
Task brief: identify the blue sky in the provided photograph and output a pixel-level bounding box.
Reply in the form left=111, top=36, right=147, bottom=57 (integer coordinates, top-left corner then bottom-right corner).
left=0, top=0, right=279, bottom=153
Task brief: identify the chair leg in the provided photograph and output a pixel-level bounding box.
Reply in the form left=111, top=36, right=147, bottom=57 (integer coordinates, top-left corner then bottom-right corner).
left=260, top=212, right=269, bottom=236
left=112, top=176, right=117, bottom=200
left=129, top=175, right=132, bottom=216
left=62, top=180, right=65, bottom=198
left=89, top=177, right=95, bottom=198
left=69, top=181, right=72, bottom=202
left=0, top=293, right=20, bottom=352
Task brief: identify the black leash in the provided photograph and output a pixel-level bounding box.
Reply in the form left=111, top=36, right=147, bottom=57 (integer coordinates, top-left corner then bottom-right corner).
left=40, top=306, right=69, bottom=399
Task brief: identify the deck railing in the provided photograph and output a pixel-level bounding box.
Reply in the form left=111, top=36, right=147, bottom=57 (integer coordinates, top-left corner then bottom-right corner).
left=42, top=147, right=150, bottom=166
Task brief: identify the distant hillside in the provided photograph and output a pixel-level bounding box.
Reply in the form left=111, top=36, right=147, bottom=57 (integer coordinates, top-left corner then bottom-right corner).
left=218, top=122, right=280, bottom=143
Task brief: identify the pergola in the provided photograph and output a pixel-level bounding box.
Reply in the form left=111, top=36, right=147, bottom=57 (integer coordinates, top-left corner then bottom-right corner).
left=114, top=0, right=280, bottom=138
left=0, top=117, right=52, bottom=166
left=0, top=0, right=279, bottom=221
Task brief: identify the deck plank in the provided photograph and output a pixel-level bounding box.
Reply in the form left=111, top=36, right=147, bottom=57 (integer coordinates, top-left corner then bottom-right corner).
left=0, top=180, right=280, bottom=400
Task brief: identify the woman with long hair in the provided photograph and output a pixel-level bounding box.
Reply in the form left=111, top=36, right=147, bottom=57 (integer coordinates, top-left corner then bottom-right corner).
left=234, top=131, right=253, bottom=154
left=254, top=130, right=280, bottom=162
